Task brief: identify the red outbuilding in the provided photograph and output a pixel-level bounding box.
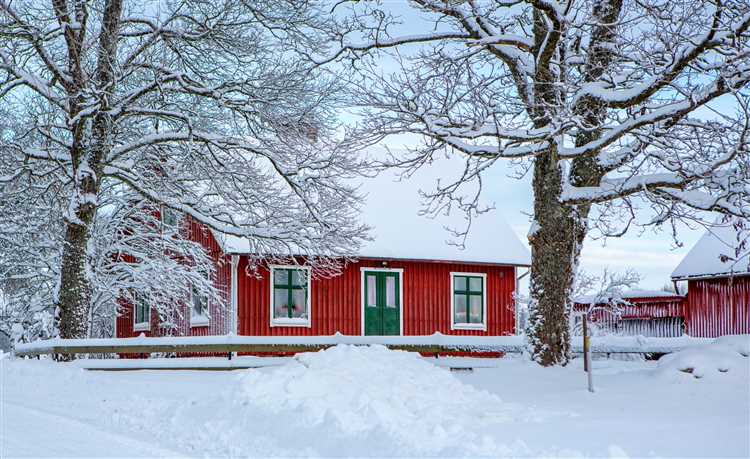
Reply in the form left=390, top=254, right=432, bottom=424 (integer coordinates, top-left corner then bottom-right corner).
left=573, top=291, right=686, bottom=337
left=671, top=225, right=750, bottom=337
left=116, top=213, right=531, bottom=341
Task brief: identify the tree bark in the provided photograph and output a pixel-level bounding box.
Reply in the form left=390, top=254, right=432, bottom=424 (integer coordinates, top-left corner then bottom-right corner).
left=526, top=146, right=586, bottom=365
left=56, top=210, right=96, bottom=344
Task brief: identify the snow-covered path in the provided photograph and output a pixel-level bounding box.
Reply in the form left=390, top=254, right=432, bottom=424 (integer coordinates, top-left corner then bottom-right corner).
left=2, top=345, right=748, bottom=458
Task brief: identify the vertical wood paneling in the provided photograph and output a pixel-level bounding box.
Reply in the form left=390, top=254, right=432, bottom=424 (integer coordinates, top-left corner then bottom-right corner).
left=572, top=296, right=687, bottom=338
left=686, top=276, right=750, bottom=337
left=238, top=259, right=517, bottom=337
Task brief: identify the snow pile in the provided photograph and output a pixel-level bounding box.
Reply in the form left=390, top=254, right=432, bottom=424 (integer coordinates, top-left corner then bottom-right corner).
left=238, top=344, right=529, bottom=456
left=657, top=340, right=748, bottom=379
left=714, top=334, right=750, bottom=357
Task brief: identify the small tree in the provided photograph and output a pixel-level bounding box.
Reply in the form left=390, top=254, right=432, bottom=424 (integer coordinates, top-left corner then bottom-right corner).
left=571, top=268, right=641, bottom=336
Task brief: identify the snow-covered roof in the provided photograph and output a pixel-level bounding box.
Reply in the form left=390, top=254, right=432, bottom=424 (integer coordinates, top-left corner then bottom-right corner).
left=574, top=289, right=684, bottom=304
left=216, top=158, right=531, bottom=266
left=671, top=224, right=750, bottom=280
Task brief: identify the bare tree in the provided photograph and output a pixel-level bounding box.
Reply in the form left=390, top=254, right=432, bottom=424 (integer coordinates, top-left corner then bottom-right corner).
left=571, top=268, right=641, bottom=335
left=317, top=0, right=750, bottom=364
left=0, top=0, right=368, bottom=351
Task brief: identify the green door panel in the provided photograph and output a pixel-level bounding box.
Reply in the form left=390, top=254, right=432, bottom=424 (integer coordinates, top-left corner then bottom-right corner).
left=363, top=271, right=401, bottom=336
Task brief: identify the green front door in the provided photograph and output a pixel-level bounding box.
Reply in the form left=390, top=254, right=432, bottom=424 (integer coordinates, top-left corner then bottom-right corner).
left=363, top=271, right=400, bottom=335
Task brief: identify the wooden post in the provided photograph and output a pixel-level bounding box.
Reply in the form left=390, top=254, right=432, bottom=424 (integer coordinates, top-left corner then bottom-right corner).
left=583, top=315, right=589, bottom=373
left=583, top=314, right=594, bottom=393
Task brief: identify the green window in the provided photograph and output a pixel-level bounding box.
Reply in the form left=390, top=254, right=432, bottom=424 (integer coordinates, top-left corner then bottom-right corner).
left=134, top=294, right=150, bottom=327
left=272, top=267, right=309, bottom=321
left=453, top=275, right=484, bottom=325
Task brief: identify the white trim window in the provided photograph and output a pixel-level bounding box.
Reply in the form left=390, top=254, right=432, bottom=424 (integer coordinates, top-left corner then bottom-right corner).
left=133, top=293, right=151, bottom=331
left=270, top=265, right=312, bottom=327
left=450, top=272, right=487, bottom=330
left=190, top=283, right=210, bottom=327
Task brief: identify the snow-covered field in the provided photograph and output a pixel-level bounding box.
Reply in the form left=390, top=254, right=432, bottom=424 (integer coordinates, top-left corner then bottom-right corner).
left=2, top=344, right=748, bottom=458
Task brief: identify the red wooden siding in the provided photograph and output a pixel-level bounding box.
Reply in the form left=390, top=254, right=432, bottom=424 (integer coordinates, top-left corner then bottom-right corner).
left=237, top=258, right=517, bottom=336
left=116, top=218, right=232, bottom=338
left=573, top=296, right=686, bottom=337
left=573, top=296, right=685, bottom=319
left=685, top=276, right=750, bottom=337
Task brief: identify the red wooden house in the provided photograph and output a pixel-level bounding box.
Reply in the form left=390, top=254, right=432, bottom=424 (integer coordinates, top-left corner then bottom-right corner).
left=671, top=225, right=750, bottom=337
left=116, top=213, right=531, bottom=341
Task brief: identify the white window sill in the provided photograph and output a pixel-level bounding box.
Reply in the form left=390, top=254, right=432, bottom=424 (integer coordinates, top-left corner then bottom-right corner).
left=451, top=323, right=487, bottom=331
left=133, top=323, right=150, bottom=332
left=271, top=318, right=311, bottom=328
left=190, top=316, right=210, bottom=328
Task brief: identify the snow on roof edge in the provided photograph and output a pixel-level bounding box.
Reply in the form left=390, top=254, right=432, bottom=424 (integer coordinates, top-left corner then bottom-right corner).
left=671, top=224, right=750, bottom=280
left=212, top=232, right=530, bottom=266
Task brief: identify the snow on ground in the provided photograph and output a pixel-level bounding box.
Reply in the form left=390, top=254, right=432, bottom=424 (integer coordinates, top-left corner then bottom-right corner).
left=2, top=344, right=749, bottom=458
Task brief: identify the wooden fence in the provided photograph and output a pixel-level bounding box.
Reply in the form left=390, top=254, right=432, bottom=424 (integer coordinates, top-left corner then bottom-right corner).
left=13, top=333, right=712, bottom=359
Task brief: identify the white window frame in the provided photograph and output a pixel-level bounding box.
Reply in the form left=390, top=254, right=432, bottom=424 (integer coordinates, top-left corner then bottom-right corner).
left=269, top=265, right=312, bottom=328
left=359, top=267, right=404, bottom=336
left=133, top=294, right=151, bottom=332
left=189, top=282, right=210, bottom=328
left=450, top=272, right=488, bottom=331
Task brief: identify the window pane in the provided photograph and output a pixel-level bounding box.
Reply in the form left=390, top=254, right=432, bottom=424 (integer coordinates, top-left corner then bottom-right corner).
left=192, top=293, right=203, bottom=316
left=273, top=288, right=288, bottom=318
left=291, top=289, right=307, bottom=318
left=274, top=269, right=289, bottom=285
left=469, top=294, right=482, bottom=323
left=469, top=277, right=482, bottom=292
left=135, top=296, right=148, bottom=324
left=366, top=275, right=377, bottom=307
left=385, top=276, right=396, bottom=308
left=291, top=270, right=307, bottom=287
left=454, top=294, right=467, bottom=323
left=191, top=285, right=206, bottom=316
left=453, top=276, right=467, bottom=291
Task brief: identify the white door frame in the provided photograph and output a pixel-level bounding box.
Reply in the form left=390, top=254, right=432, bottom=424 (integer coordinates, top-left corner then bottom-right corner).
left=359, top=267, right=404, bottom=336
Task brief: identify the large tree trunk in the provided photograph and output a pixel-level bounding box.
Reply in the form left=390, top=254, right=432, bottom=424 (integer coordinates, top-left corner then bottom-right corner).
left=526, top=148, right=587, bottom=365
left=56, top=210, right=96, bottom=343
left=525, top=0, right=623, bottom=366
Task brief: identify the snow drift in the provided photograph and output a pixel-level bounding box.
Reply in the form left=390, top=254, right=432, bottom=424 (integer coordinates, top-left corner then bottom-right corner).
left=238, top=344, right=531, bottom=456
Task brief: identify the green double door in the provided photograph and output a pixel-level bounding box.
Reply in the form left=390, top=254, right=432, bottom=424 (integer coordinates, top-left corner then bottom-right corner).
left=363, top=271, right=400, bottom=335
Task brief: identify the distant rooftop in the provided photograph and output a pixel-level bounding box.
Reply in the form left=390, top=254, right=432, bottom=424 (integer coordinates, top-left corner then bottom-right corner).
left=671, top=224, right=750, bottom=280
left=574, top=289, right=684, bottom=305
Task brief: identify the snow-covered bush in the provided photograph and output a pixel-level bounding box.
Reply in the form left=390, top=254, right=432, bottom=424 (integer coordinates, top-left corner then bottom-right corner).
left=657, top=338, right=748, bottom=379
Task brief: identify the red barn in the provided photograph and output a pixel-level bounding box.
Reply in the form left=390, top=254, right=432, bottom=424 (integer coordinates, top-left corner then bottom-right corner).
left=671, top=225, right=750, bottom=337
left=573, top=291, right=686, bottom=337
left=116, top=214, right=531, bottom=341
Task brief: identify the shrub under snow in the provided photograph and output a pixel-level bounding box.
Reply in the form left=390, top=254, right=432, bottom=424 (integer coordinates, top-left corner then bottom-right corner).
left=657, top=336, right=749, bottom=379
